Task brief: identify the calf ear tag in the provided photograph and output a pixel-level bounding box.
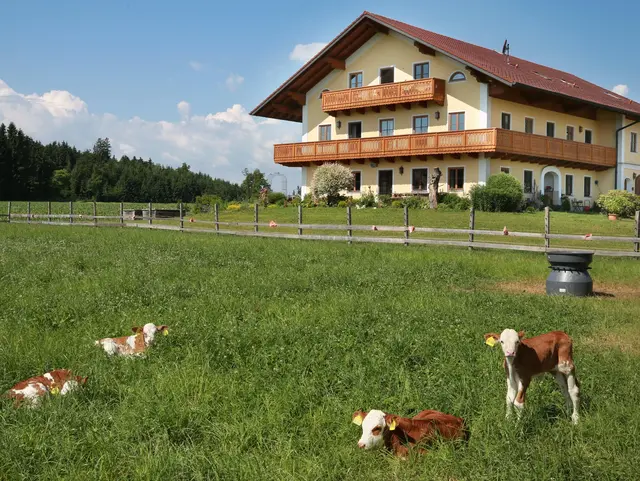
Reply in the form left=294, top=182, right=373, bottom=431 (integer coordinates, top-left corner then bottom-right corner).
left=50, top=387, right=60, bottom=395
left=388, top=420, right=397, bottom=431
left=485, top=337, right=497, bottom=347
left=352, top=415, right=363, bottom=426
left=163, top=329, right=169, bottom=336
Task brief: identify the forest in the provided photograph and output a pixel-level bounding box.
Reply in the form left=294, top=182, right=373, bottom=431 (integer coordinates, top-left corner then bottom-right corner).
left=0, top=122, right=271, bottom=202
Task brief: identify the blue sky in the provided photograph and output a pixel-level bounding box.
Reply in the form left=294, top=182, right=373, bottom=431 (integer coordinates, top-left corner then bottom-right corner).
left=1, top=0, right=638, bottom=190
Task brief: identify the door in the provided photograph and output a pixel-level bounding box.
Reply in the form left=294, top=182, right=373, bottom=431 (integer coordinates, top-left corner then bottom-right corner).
left=635, top=176, right=640, bottom=195
left=348, top=122, right=362, bottom=139
left=378, top=170, right=393, bottom=196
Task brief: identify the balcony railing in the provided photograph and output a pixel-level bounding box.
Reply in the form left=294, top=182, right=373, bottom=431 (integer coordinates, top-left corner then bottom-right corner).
left=322, top=78, right=446, bottom=113
left=273, top=128, right=616, bottom=170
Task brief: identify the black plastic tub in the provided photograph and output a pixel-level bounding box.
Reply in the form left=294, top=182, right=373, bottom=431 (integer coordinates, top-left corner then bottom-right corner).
left=546, top=251, right=594, bottom=297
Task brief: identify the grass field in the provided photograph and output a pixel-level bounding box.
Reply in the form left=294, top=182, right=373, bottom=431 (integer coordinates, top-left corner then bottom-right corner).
left=0, top=223, right=639, bottom=480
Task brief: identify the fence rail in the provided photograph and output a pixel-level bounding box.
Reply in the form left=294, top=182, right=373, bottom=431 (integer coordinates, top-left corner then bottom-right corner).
left=2, top=202, right=640, bottom=258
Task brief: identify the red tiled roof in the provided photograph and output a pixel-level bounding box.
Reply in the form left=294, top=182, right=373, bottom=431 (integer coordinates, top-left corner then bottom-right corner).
left=366, top=12, right=640, bottom=118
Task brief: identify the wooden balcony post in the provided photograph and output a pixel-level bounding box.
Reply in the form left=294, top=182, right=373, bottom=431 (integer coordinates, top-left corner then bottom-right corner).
left=544, top=207, right=550, bottom=249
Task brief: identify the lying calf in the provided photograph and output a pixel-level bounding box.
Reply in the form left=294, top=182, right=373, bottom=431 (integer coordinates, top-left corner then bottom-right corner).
left=352, top=409, right=467, bottom=457
left=5, top=369, right=87, bottom=408
left=95, top=323, right=169, bottom=357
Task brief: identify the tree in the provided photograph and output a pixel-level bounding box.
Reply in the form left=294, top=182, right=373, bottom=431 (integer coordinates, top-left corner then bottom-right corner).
left=240, top=168, right=270, bottom=200
left=92, top=138, right=111, bottom=162
left=429, top=168, right=442, bottom=209
left=311, top=163, right=354, bottom=205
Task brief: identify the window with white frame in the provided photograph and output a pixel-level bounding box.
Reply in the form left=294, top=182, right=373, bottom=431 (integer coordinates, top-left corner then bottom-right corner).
left=411, top=168, right=429, bottom=192
left=449, top=71, right=466, bottom=82
left=349, top=72, right=363, bottom=89
left=500, top=167, right=510, bottom=174
left=319, top=124, right=331, bottom=141
left=352, top=171, right=361, bottom=192
left=413, top=62, right=429, bottom=79
left=584, top=129, right=593, bottom=144
left=379, top=119, right=394, bottom=137
left=523, top=170, right=533, bottom=193
left=546, top=122, right=555, bottom=137
left=632, top=132, right=638, bottom=153
left=525, top=117, right=534, bottom=134
left=566, top=126, right=575, bottom=141
left=412, top=115, right=429, bottom=134
left=449, top=112, right=465, bottom=131
left=566, top=174, right=574, bottom=196
left=448, top=167, right=464, bottom=190
left=583, top=176, right=591, bottom=197
left=501, top=113, right=511, bottom=130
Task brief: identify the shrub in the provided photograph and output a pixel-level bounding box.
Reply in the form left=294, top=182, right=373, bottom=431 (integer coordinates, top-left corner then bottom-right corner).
left=311, top=163, right=354, bottom=206
left=438, top=193, right=471, bottom=211
left=596, top=190, right=640, bottom=218
left=377, top=195, right=392, bottom=207
left=391, top=200, right=403, bottom=208
left=227, top=203, right=242, bottom=211
left=402, top=196, right=423, bottom=209
left=268, top=192, right=286, bottom=204
left=193, top=194, right=223, bottom=214
left=267, top=204, right=278, bottom=209
left=337, top=200, right=348, bottom=208
left=356, top=188, right=377, bottom=208
left=471, top=173, right=524, bottom=212
left=560, top=195, right=571, bottom=212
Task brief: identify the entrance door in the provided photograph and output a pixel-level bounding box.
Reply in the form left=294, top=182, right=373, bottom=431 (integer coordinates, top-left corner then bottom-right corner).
left=348, top=122, right=362, bottom=139
left=636, top=176, right=640, bottom=195
left=378, top=170, right=393, bottom=195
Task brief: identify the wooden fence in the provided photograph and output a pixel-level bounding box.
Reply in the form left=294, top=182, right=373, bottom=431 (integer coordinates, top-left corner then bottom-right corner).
left=2, top=201, right=640, bottom=257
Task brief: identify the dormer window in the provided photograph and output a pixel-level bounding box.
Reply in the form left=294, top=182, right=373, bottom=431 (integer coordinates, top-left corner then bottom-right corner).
left=448, top=71, right=466, bottom=83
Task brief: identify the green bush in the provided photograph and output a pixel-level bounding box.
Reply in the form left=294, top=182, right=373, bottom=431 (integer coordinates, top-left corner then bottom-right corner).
left=560, top=195, right=571, bottom=212
left=402, top=196, right=424, bottom=209
left=337, top=200, right=348, bottom=208
left=311, top=163, right=354, bottom=206
left=391, top=200, right=403, bottom=208
left=356, top=188, right=377, bottom=208
left=377, top=195, right=392, bottom=207
left=438, top=193, right=471, bottom=211
left=471, top=173, right=523, bottom=212
left=268, top=192, right=286, bottom=204
left=193, top=194, right=223, bottom=214
left=596, top=190, right=640, bottom=218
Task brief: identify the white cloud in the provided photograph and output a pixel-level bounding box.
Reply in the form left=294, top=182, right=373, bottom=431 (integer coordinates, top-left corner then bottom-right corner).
left=289, top=42, right=327, bottom=63
left=0, top=78, right=300, bottom=186
left=189, top=61, right=204, bottom=71
left=612, top=84, right=629, bottom=97
left=225, top=73, right=244, bottom=92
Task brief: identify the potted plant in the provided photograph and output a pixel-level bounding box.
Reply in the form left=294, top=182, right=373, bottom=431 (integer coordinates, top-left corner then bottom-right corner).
left=596, top=190, right=640, bottom=220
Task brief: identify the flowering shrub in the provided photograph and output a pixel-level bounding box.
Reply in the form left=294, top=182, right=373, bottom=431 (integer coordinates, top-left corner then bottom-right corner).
left=311, top=163, right=355, bottom=206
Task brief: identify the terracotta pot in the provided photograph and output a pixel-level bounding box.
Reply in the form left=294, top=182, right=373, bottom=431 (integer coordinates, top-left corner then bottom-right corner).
left=608, top=214, right=617, bottom=221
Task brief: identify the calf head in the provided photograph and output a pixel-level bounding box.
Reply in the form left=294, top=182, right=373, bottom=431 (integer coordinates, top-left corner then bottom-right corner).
left=132, top=323, right=169, bottom=346
left=484, top=329, right=525, bottom=358
left=352, top=409, right=397, bottom=450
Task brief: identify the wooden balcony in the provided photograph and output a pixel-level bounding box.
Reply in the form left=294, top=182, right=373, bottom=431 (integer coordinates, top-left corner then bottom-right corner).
left=322, top=78, right=446, bottom=115
left=273, top=128, right=616, bottom=171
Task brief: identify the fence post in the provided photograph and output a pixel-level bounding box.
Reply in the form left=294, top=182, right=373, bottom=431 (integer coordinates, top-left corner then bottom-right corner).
left=7, top=201, right=11, bottom=223
left=120, top=202, right=124, bottom=226
left=469, top=207, right=475, bottom=250
left=404, top=205, right=409, bottom=246
left=47, top=201, right=52, bottom=223
left=27, top=201, right=31, bottom=224
left=254, top=203, right=259, bottom=233
left=148, top=202, right=153, bottom=226
left=93, top=201, right=97, bottom=227
left=347, top=205, right=352, bottom=245
left=69, top=202, right=73, bottom=225
left=214, top=203, right=219, bottom=233
left=635, top=210, right=640, bottom=253
left=544, top=206, right=550, bottom=249
left=298, top=204, right=303, bottom=237
left=180, top=203, right=184, bottom=231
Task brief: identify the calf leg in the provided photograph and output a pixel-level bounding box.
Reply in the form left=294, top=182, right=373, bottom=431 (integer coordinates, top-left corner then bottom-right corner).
left=566, top=372, right=580, bottom=424
left=505, top=378, right=517, bottom=419
left=513, top=378, right=530, bottom=419
left=554, top=372, right=572, bottom=413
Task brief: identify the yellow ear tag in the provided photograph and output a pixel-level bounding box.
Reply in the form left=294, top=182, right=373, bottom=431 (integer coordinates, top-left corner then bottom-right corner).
left=485, top=337, right=497, bottom=347
left=163, top=329, right=169, bottom=336
left=352, top=415, right=363, bottom=426
left=50, top=387, right=60, bottom=395
left=388, top=420, right=397, bottom=431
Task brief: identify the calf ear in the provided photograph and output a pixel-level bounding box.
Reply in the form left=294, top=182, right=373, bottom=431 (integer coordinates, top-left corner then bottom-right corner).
left=131, top=326, right=143, bottom=333
left=484, top=333, right=500, bottom=341
left=384, top=414, right=397, bottom=431
left=518, top=330, right=525, bottom=339
left=352, top=410, right=366, bottom=426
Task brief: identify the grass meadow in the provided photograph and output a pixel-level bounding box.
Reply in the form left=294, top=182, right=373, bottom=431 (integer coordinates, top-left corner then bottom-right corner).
left=0, top=222, right=639, bottom=480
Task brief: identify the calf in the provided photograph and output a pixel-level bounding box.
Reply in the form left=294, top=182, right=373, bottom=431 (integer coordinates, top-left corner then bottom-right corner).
left=351, top=409, right=467, bottom=458
left=5, top=369, right=87, bottom=408
left=484, top=329, right=580, bottom=424
left=95, top=323, right=168, bottom=357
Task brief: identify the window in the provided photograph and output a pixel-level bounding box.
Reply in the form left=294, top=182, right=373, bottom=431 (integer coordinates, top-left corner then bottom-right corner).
left=501, top=113, right=511, bottom=130
left=448, top=167, right=464, bottom=190
left=449, top=71, right=466, bottom=82
left=566, top=126, right=575, bottom=141
left=584, top=176, right=591, bottom=197
left=412, top=115, right=429, bottom=134
left=585, top=129, right=592, bottom=144
left=413, top=62, right=430, bottom=80
left=412, top=168, right=429, bottom=192
left=349, top=72, right=363, bottom=89
left=500, top=167, right=510, bottom=174
left=352, top=172, right=361, bottom=192
left=565, top=174, right=573, bottom=196
left=348, top=122, right=362, bottom=139
left=546, top=122, right=555, bottom=138
left=523, top=170, right=533, bottom=193
left=319, top=125, right=331, bottom=141
left=632, top=132, right=638, bottom=153
left=449, top=112, right=465, bottom=131
left=525, top=117, right=534, bottom=134
left=380, top=67, right=394, bottom=84
left=379, top=119, right=394, bottom=137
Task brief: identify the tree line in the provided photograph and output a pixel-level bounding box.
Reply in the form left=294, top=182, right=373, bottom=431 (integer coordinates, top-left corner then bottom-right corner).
left=0, top=122, right=273, bottom=202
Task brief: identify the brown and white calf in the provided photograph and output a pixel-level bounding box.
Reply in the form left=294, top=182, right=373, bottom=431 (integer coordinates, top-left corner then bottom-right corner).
left=351, top=409, right=467, bottom=457
left=95, top=323, right=168, bottom=357
left=484, top=329, right=580, bottom=424
left=5, top=369, right=87, bottom=408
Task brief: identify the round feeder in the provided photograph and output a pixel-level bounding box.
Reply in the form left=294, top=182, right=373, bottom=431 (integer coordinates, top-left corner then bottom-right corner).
left=546, top=251, right=594, bottom=297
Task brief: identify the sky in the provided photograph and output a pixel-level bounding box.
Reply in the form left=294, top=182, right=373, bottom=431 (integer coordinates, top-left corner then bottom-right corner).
left=1, top=0, right=638, bottom=193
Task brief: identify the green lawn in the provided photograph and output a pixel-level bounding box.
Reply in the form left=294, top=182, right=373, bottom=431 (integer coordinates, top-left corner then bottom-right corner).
left=0, top=224, right=639, bottom=480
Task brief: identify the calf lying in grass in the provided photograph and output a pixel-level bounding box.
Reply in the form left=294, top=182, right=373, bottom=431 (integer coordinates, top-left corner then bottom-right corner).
left=484, top=329, right=580, bottom=424
left=5, top=369, right=87, bottom=408
left=351, top=409, right=467, bottom=458
left=95, top=323, right=168, bottom=357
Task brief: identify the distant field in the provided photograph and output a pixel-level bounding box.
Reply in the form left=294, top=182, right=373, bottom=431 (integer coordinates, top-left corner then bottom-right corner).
left=0, top=224, right=639, bottom=480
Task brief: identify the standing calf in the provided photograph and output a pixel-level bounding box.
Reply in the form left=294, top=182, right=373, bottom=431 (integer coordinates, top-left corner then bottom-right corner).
left=95, top=323, right=168, bottom=357
left=484, top=329, right=580, bottom=424
left=351, top=409, right=467, bottom=458
left=5, top=369, right=87, bottom=408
